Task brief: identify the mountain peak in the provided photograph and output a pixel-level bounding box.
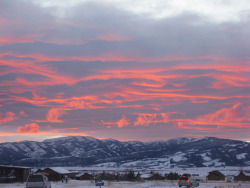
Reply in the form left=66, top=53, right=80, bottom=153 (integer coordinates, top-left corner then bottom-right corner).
left=43, top=136, right=97, bottom=143
left=168, top=137, right=195, bottom=144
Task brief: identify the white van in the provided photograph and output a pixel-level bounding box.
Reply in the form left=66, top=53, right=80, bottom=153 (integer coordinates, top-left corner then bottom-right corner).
left=26, top=174, right=51, bottom=188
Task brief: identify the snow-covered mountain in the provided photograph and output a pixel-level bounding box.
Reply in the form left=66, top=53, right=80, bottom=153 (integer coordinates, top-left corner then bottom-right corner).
left=0, top=136, right=249, bottom=167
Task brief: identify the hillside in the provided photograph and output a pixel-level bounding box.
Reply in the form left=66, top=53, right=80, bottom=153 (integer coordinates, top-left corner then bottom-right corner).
left=0, top=136, right=249, bottom=167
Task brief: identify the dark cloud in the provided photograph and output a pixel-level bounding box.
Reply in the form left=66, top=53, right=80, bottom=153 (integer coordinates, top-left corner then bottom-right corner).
left=0, top=1, right=249, bottom=59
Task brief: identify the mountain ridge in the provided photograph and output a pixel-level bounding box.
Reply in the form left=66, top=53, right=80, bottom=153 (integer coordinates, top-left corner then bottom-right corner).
left=0, top=136, right=249, bottom=168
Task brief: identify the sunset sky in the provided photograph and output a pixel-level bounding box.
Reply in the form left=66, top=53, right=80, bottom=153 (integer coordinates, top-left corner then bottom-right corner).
left=0, top=0, right=249, bottom=143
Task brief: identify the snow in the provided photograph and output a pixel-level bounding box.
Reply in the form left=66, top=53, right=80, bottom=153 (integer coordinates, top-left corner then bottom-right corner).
left=169, top=137, right=194, bottom=144
left=48, top=167, right=72, bottom=174
left=63, top=166, right=250, bottom=179
left=140, top=174, right=152, bottom=178
left=3, top=143, right=19, bottom=152
left=236, top=153, right=248, bottom=159
left=93, top=162, right=119, bottom=168
left=194, top=137, right=210, bottom=142
left=245, top=161, right=250, bottom=165
left=1, top=180, right=250, bottom=188
left=102, top=138, right=118, bottom=142
left=84, top=136, right=99, bottom=141
left=43, top=136, right=77, bottom=143
left=0, top=165, right=31, bottom=169
left=203, top=159, right=225, bottom=167
left=201, top=153, right=212, bottom=161
left=18, top=143, right=31, bottom=152
left=172, top=153, right=186, bottom=162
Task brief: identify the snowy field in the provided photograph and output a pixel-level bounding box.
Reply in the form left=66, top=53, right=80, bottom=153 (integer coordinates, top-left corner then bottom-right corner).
left=1, top=180, right=250, bottom=188
left=64, top=166, right=250, bottom=176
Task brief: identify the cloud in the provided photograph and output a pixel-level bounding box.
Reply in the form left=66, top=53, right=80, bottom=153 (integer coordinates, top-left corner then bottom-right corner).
left=174, top=103, right=250, bottom=133
left=116, top=116, right=130, bottom=128
left=102, top=115, right=130, bottom=128
left=134, top=113, right=170, bottom=126
left=17, top=123, right=40, bottom=133
left=196, top=103, right=250, bottom=126
left=20, top=111, right=28, bottom=117
left=102, top=113, right=173, bottom=127
left=0, top=0, right=249, bottom=142
left=46, top=108, right=65, bottom=122
left=0, top=0, right=250, bottom=60
left=0, top=112, right=17, bottom=124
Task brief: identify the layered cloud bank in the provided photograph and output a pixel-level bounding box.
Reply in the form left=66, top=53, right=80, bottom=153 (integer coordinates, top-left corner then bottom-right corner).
left=0, top=0, right=249, bottom=142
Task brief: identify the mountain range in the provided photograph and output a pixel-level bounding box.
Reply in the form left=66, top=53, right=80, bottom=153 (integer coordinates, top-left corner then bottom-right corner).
left=0, top=136, right=249, bottom=168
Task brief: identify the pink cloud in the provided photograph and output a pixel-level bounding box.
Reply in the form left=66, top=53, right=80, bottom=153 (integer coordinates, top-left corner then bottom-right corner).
left=175, top=103, right=250, bottom=132
left=0, top=112, right=17, bottom=124
left=196, top=103, right=250, bottom=126
left=102, top=115, right=130, bottom=128
left=46, top=108, right=65, bottom=122
left=20, top=111, right=28, bottom=117
left=117, top=116, right=130, bottom=128
left=134, top=113, right=170, bottom=126
left=17, top=123, right=40, bottom=133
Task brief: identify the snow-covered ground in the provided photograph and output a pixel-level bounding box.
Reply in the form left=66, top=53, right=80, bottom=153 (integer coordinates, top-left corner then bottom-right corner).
left=63, top=166, right=250, bottom=177
left=1, top=180, right=250, bottom=188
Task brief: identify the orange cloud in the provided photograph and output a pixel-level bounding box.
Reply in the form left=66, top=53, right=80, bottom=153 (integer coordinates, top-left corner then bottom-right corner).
left=103, top=113, right=173, bottom=127
left=20, top=111, right=28, bottom=117
left=117, top=116, right=130, bottom=128
left=134, top=113, right=170, bottom=126
left=11, top=94, right=106, bottom=111
left=124, top=89, right=235, bottom=100
left=17, top=123, right=40, bottom=133
left=0, top=112, right=17, bottom=124
left=1, top=55, right=248, bottom=116
left=46, top=108, right=66, bottom=122
left=131, top=81, right=166, bottom=88
left=196, top=103, right=250, bottom=127
left=208, top=73, right=250, bottom=89
left=102, top=115, right=130, bottom=128
left=0, top=55, right=78, bottom=90
left=173, top=103, right=250, bottom=133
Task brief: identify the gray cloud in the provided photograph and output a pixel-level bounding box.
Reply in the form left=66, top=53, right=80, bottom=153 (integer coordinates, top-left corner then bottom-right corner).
left=0, top=1, right=249, bottom=59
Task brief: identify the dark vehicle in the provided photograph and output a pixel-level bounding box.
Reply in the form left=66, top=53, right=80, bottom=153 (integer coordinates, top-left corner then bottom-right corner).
left=178, top=175, right=199, bottom=187
left=26, top=174, right=51, bottom=188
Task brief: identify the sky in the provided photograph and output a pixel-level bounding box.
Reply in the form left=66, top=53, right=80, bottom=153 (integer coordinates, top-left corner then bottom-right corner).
left=0, top=0, right=249, bottom=143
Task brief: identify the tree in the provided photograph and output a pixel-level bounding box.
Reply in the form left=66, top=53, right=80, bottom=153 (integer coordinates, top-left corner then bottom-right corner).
left=166, top=172, right=179, bottom=180
left=126, top=170, right=136, bottom=181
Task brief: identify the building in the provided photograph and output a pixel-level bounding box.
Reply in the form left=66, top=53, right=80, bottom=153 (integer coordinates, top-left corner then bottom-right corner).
left=234, top=171, right=250, bottom=182
left=0, top=165, right=31, bottom=183
left=67, top=170, right=79, bottom=179
left=207, top=170, right=225, bottom=181
left=42, top=167, right=72, bottom=182
left=76, top=172, right=93, bottom=180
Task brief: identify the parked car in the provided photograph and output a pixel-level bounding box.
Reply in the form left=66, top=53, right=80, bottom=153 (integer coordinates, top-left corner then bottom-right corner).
left=26, top=174, right=51, bottom=188
left=178, top=175, right=199, bottom=187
